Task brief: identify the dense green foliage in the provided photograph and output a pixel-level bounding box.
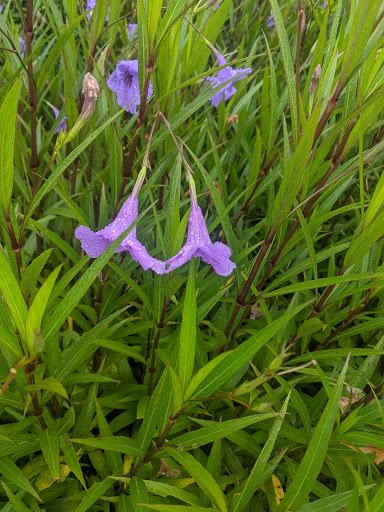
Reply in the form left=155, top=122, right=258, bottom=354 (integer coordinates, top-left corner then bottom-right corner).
left=1, top=0, right=384, bottom=510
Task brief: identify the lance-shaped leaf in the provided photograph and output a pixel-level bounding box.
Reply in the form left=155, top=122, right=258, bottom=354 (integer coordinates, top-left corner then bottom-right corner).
left=0, top=77, right=21, bottom=212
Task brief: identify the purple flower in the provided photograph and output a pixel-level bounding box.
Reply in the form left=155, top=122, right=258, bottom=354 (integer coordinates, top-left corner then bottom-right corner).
left=75, top=168, right=165, bottom=274
left=18, top=36, right=25, bottom=59
left=322, top=0, right=327, bottom=7
left=51, top=105, right=67, bottom=134
left=267, top=10, right=275, bottom=27
left=206, top=53, right=252, bottom=107
left=165, top=182, right=235, bottom=276
left=127, top=23, right=137, bottom=39
left=0, top=4, right=3, bottom=13
left=107, top=60, right=153, bottom=114
left=86, top=0, right=108, bottom=21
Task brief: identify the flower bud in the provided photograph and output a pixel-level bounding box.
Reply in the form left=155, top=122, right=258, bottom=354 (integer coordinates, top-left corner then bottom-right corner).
left=132, top=166, right=147, bottom=198
left=80, top=72, right=100, bottom=123
left=188, top=174, right=197, bottom=206
left=55, top=73, right=100, bottom=151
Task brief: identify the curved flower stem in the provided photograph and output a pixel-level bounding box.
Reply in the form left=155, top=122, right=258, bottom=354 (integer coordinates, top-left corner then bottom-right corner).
left=156, top=107, right=191, bottom=173
left=115, top=59, right=155, bottom=210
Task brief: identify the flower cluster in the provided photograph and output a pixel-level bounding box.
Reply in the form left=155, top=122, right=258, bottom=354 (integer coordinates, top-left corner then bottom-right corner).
left=75, top=5, right=245, bottom=277
left=75, top=170, right=235, bottom=277
left=106, top=53, right=251, bottom=111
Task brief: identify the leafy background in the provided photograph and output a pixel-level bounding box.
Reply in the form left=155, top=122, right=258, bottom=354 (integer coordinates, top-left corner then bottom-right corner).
left=1, top=0, right=384, bottom=510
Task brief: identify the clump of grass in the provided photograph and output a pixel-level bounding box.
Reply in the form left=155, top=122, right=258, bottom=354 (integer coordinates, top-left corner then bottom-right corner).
left=0, top=1, right=384, bottom=510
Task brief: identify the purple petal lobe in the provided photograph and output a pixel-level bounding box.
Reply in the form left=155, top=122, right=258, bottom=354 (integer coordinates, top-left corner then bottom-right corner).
left=18, top=36, right=25, bottom=58
left=196, top=242, right=236, bottom=277
left=75, top=194, right=164, bottom=274
left=126, top=240, right=166, bottom=274
left=267, top=10, right=275, bottom=27
left=75, top=226, right=110, bottom=258
left=51, top=105, right=67, bottom=133
left=99, top=195, right=138, bottom=246
left=207, top=59, right=252, bottom=107
left=216, top=53, right=227, bottom=67
left=128, top=23, right=137, bottom=39
left=166, top=245, right=196, bottom=273
left=107, top=60, right=153, bottom=114
left=165, top=204, right=235, bottom=276
left=187, top=205, right=212, bottom=246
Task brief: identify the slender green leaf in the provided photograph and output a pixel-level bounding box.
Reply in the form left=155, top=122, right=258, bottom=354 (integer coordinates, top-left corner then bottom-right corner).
left=0, top=458, right=40, bottom=500
left=0, top=77, right=21, bottom=211
left=278, top=356, right=350, bottom=510
left=178, top=263, right=196, bottom=391
left=0, top=249, right=28, bottom=339
left=68, top=436, right=143, bottom=456
left=39, top=427, right=60, bottom=480
left=164, top=446, right=228, bottom=512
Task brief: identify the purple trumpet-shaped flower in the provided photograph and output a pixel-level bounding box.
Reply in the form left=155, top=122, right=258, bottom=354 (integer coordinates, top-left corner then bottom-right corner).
left=127, top=23, right=137, bottom=39
left=322, top=0, right=327, bottom=8
left=51, top=105, right=67, bottom=134
left=267, top=10, right=275, bottom=27
left=206, top=53, right=252, bottom=107
left=18, top=36, right=25, bottom=59
left=107, top=60, right=153, bottom=114
left=165, top=179, right=235, bottom=276
left=86, top=0, right=108, bottom=21
left=75, top=168, right=165, bottom=274
left=0, top=4, right=3, bottom=13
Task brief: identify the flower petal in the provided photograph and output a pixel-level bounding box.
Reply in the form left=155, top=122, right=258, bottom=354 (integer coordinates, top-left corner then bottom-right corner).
left=99, top=195, right=138, bottom=246
left=231, top=67, right=252, bottom=84
left=107, top=60, right=153, bottom=115
left=75, top=226, right=110, bottom=258
left=165, top=244, right=196, bottom=273
left=127, top=23, right=138, bottom=39
left=208, top=63, right=252, bottom=107
left=187, top=205, right=212, bottom=246
left=124, top=240, right=166, bottom=274
left=196, top=242, right=235, bottom=277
